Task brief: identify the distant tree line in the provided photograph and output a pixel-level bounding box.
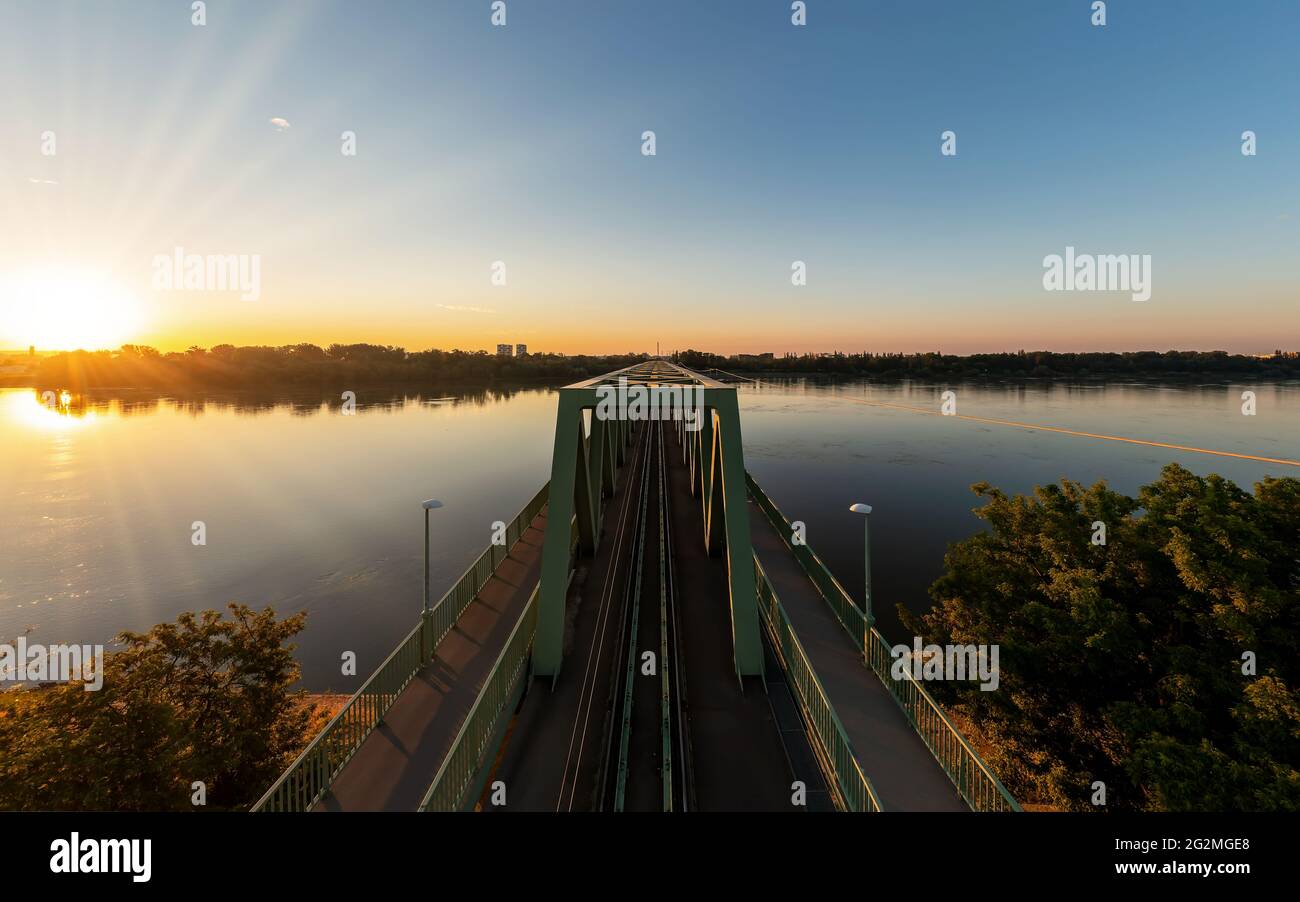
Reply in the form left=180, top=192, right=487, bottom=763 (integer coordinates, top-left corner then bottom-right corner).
left=33, top=344, right=651, bottom=391
left=0, top=353, right=38, bottom=387
left=673, top=348, right=1300, bottom=380
left=29, top=344, right=1300, bottom=391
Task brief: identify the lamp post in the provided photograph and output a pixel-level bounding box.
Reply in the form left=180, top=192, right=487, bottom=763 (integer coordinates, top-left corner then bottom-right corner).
left=849, top=503, right=874, bottom=632
left=422, top=499, right=443, bottom=614
left=421, top=499, right=444, bottom=664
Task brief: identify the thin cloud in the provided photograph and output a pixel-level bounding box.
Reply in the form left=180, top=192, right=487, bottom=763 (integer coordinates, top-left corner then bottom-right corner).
left=269, top=117, right=291, bottom=131
left=27, top=177, right=59, bottom=185
left=437, top=304, right=497, bottom=315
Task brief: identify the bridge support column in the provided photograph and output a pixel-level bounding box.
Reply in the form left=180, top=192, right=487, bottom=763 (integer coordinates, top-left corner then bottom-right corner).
left=536, top=389, right=596, bottom=679
left=702, top=390, right=763, bottom=678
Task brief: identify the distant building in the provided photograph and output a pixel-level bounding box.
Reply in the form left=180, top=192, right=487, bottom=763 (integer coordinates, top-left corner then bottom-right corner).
left=496, top=344, right=513, bottom=357
left=515, top=344, right=528, bottom=357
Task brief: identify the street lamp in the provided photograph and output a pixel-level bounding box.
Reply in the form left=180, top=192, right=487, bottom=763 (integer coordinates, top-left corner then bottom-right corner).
left=849, top=503, right=874, bottom=630
left=422, top=499, right=443, bottom=613
left=420, top=499, right=444, bottom=662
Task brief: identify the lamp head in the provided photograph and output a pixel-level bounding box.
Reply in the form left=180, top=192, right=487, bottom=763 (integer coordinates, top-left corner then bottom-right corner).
left=422, top=499, right=444, bottom=510
left=849, top=503, right=872, bottom=515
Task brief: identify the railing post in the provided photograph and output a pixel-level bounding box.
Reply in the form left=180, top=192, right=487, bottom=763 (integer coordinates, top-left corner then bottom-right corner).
left=420, top=608, right=432, bottom=663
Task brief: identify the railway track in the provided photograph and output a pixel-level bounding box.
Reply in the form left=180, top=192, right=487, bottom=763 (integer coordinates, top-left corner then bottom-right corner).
left=658, top=421, right=693, bottom=811
left=548, top=418, right=697, bottom=812
left=495, top=412, right=802, bottom=812
left=554, top=421, right=651, bottom=812
left=598, top=421, right=693, bottom=811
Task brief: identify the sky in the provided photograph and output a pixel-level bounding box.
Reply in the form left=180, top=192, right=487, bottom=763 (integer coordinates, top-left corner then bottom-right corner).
left=0, top=0, right=1297, bottom=356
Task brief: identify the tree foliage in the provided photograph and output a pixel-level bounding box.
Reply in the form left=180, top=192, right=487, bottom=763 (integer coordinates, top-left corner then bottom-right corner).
left=32, top=345, right=1300, bottom=392
left=34, top=344, right=652, bottom=391
left=674, top=347, right=1300, bottom=380
left=0, top=604, right=320, bottom=811
left=904, top=464, right=1300, bottom=811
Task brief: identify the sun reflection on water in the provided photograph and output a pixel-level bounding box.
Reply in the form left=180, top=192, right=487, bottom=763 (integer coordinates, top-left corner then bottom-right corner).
left=0, top=390, right=99, bottom=431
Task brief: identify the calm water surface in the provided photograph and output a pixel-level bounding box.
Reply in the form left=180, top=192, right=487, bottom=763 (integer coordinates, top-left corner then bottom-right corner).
left=2, top=380, right=1296, bottom=689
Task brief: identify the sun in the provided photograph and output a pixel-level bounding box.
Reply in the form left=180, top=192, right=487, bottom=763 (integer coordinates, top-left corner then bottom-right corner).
left=0, top=267, right=145, bottom=351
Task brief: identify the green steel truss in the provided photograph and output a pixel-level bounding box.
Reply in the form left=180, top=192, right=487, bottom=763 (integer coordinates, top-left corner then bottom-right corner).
left=535, top=360, right=763, bottom=678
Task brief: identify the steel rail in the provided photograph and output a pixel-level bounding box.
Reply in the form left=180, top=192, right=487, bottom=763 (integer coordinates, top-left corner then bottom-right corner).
left=611, top=420, right=655, bottom=810
left=556, top=422, right=648, bottom=811
left=657, top=422, right=674, bottom=811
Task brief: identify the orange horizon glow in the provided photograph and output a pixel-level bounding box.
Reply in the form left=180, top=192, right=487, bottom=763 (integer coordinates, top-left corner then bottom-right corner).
left=10, top=323, right=1290, bottom=360
left=3, top=276, right=1294, bottom=359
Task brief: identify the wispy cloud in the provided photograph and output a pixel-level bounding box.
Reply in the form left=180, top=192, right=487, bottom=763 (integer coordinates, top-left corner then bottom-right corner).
left=437, top=304, right=497, bottom=315
left=269, top=117, right=291, bottom=131
left=27, top=177, right=59, bottom=185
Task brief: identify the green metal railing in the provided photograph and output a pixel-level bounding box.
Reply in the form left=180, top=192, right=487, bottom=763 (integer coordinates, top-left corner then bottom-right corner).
left=252, top=618, right=427, bottom=812
left=863, top=630, right=1020, bottom=812
left=251, top=482, right=550, bottom=812
left=430, top=483, right=550, bottom=655
left=746, top=471, right=1021, bottom=813
left=755, top=556, right=881, bottom=812
left=417, top=507, right=580, bottom=812
left=746, top=472, right=867, bottom=645
left=418, top=584, right=538, bottom=811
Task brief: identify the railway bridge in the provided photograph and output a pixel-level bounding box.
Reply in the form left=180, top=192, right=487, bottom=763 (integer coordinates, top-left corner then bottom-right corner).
left=253, top=361, right=1019, bottom=813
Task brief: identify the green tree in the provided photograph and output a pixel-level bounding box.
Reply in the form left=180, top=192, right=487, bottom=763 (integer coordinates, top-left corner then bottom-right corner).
left=904, top=464, right=1300, bottom=811
left=0, top=604, right=320, bottom=811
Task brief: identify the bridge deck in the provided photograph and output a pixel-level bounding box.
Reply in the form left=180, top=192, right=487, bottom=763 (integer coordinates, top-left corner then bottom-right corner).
left=747, top=501, right=967, bottom=812
left=315, top=511, right=547, bottom=811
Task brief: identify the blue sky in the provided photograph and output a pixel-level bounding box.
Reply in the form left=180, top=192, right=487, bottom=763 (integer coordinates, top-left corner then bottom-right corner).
left=1, top=0, right=1297, bottom=354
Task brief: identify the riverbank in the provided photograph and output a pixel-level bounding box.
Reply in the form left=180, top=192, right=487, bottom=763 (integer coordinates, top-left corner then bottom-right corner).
left=24, top=345, right=1300, bottom=393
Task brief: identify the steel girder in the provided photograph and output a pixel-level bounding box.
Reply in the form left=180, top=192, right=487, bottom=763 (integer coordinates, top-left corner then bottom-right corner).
left=533, top=364, right=762, bottom=680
